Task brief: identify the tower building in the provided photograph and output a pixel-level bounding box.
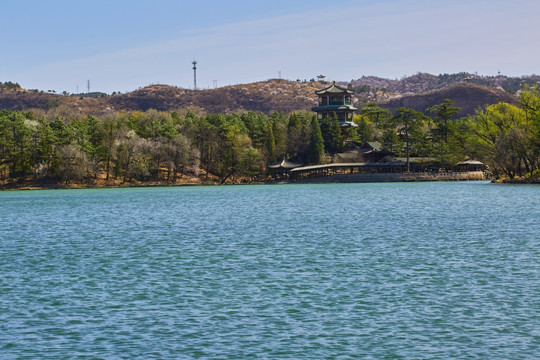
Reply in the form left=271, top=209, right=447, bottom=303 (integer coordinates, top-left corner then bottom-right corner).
left=311, top=81, right=357, bottom=127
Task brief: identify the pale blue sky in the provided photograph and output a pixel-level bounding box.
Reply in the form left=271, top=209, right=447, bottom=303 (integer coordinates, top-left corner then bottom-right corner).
left=2, top=0, right=539, bottom=93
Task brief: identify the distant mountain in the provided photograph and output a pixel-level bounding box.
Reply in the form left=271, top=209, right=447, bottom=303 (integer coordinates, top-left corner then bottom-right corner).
left=1, top=72, right=538, bottom=116
left=108, top=81, right=318, bottom=114
left=0, top=80, right=320, bottom=115
left=381, top=82, right=519, bottom=117
left=350, top=72, right=540, bottom=95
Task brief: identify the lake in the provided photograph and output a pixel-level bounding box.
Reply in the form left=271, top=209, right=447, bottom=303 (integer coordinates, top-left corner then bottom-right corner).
left=1, top=182, right=539, bottom=359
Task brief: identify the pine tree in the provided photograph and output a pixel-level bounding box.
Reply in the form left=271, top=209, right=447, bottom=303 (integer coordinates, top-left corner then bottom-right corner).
left=286, top=112, right=302, bottom=159
left=266, top=120, right=276, bottom=163
left=308, top=116, right=325, bottom=164
left=320, top=113, right=344, bottom=155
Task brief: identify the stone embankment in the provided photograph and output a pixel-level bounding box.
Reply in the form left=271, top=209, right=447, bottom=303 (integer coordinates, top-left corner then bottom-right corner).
left=294, top=171, right=486, bottom=183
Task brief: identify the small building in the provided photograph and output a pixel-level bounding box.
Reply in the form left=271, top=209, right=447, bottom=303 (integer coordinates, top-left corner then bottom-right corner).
left=359, top=141, right=381, bottom=153
left=378, top=156, right=440, bottom=172
left=456, top=160, right=486, bottom=172
left=311, top=81, right=358, bottom=127
left=267, top=159, right=302, bottom=180
left=358, top=141, right=386, bottom=162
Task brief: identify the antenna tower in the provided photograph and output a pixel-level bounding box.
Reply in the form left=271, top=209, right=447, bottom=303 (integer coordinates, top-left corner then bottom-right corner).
left=87, top=80, right=90, bottom=93
left=192, top=60, right=197, bottom=90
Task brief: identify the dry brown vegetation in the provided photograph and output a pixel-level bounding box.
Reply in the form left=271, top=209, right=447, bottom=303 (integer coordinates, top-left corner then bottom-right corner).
left=0, top=76, right=527, bottom=117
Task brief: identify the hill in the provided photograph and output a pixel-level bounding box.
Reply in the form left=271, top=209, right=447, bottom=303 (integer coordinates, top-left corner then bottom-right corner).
left=350, top=72, right=540, bottom=95
left=0, top=80, right=320, bottom=116
left=109, top=80, right=318, bottom=114
left=381, top=82, right=519, bottom=117
left=1, top=72, right=538, bottom=116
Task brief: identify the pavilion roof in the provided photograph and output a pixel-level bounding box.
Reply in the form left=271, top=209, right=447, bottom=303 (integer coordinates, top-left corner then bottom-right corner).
left=457, top=159, right=484, bottom=165
left=315, top=81, right=353, bottom=95
left=267, top=159, right=302, bottom=170
left=311, top=105, right=358, bottom=112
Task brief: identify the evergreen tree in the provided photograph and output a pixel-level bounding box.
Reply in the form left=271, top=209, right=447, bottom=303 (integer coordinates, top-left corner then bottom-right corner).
left=428, top=99, right=460, bottom=144
left=392, top=107, right=428, bottom=171
left=286, top=112, right=302, bottom=158
left=355, top=117, right=373, bottom=143
left=266, top=120, right=276, bottom=163
left=308, top=116, right=325, bottom=164
left=360, top=103, right=391, bottom=128
left=320, top=113, right=344, bottom=155
left=428, top=99, right=462, bottom=164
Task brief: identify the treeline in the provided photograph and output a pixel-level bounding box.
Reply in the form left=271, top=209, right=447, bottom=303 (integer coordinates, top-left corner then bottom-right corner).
left=0, top=109, right=323, bottom=185
left=357, top=87, right=539, bottom=177
left=1, top=88, right=539, bottom=186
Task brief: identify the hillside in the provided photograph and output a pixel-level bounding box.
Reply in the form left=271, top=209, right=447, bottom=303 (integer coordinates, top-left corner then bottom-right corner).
left=0, top=80, right=320, bottom=116
left=382, top=82, right=519, bottom=117
left=1, top=72, right=537, bottom=116
left=109, top=80, right=318, bottom=114
left=350, top=72, right=540, bottom=95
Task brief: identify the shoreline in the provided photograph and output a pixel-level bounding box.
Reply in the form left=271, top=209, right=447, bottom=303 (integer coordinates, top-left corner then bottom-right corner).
left=0, top=178, right=510, bottom=191
left=2, top=173, right=538, bottom=191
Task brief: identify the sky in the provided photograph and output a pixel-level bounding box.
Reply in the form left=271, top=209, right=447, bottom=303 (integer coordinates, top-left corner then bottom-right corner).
left=2, top=0, right=539, bottom=94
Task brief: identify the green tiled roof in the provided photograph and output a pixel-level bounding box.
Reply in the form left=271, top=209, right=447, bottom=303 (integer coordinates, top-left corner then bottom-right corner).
left=311, top=105, right=358, bottom=111
left=315, top=81, right=353, bottom=95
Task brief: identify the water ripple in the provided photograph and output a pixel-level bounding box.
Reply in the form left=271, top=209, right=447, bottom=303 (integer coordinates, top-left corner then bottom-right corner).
left=0, top=182, right=538, bottom=359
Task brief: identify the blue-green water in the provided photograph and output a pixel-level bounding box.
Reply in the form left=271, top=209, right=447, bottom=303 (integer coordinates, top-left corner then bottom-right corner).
left=1, top=182, right=539, bottom=359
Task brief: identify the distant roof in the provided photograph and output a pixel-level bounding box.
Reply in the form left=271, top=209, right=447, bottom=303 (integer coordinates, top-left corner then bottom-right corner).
left=268, top=159, right=302, bottom=169
left=291, top=163, right=367, bottom=172
left=457, top=160, right=484, bottom=165
left=379, top=156, right=438, bottom=165
left=315, top=81, right=353, bottom=95
left=360, top=141, right=381, bottom=151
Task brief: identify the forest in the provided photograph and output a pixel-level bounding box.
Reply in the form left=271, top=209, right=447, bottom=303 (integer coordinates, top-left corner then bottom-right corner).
left=1, top=87, right=539, bottom=187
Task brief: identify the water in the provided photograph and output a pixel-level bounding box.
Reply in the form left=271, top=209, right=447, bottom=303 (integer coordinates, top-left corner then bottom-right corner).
left=0, top=182, right=539, bottom=359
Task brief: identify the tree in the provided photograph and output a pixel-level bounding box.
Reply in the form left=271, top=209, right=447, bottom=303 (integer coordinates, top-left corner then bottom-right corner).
left=115, top=130, right=141, bottom=183
left=353, top=116, right=374, bottom=143
left=54, top=144, right=87, bottom=183
left=269, top=112, right=288, bottom=160
left=265, top=120, right=276, bottom=163
left=153, top=134, right=190, bottom=183
left=519, top=86, right=540, bottom=172
left=240, top=111, right=268, bottom=150
left=469, top=102, right=527, bottom=178
left=307, top=115, right=325, bottom=164
left=320, top=114, right=344, bottom=156
left=219, top=124, right=261, bottom=183
left=428, top=99, right=462, bottom=164
left=25, top=117, right=58, bottom=179
left=428, top=98, right=461, bottom=144
left=381, top=128, right=403, bottom=155
left=392, top=107, right=428, bottom=171
left=286, top=112, right=302, bottom=158
left=360, top=103, right=391, bottom=129
left=100, top=116, right=122, bottom=180
left=1, top=112, right=32, bottom=178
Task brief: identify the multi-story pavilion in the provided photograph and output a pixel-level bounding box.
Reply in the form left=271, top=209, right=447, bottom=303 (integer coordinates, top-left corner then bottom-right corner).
left=311, top=81, right=358, bottom=127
